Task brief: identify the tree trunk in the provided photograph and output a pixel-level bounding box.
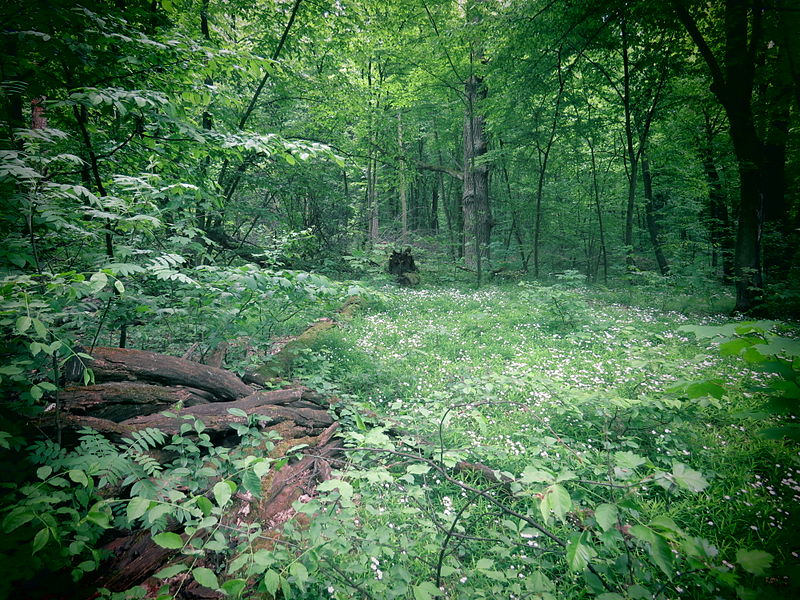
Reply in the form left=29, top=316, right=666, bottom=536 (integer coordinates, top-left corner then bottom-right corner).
left=462, top=74, right=491, bottom=273
left=398, top=111, right=408, bottom=244
left=641, top=156, right=670, bottom=275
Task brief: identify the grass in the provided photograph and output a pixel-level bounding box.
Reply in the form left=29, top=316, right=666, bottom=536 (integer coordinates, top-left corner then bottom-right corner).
left=295, top=280, right=799, bottom=599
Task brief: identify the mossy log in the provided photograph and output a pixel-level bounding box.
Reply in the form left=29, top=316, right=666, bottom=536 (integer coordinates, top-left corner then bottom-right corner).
left=83, top=346, right=254, bottom=401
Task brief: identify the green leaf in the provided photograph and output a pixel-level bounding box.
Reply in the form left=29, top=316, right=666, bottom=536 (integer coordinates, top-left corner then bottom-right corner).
left=192, top=567, right=219, bottom=590
left=263, top=570, right=280, bottom=595
left=114, top=279, right=125, bottom=294
left=87, top=511, right=110, bottom=528
left=152, top=532, right=183, bottom=549
left=32, top=318, right=46, bottom=338
left=154, top=563, right=188, bottom=579
left=213, top=480, right=235, bottom=507
left=672, top=463, right=708, bottom=492
left=241, top=468, right=262, bottom=498
left=227, top=407, right=248, bottom=418
left=37, top=465, right=53, bottom=480
left=316, top=479, right=353, bottom=501
left=406, top=463, right=431, bottom=475
left=594, top=503, right=618, bottom=531
left=126, top=497, right=152, bottom=522
left=685, top=381, right=726, bottom=399
left=540, top=483, right=571, bottom=522
left=736, top=549, right=773, bottom=575
left=221, top=579, right=246, bottom=596
left=520, top=465, right=553, bottom=484
left=289, top=562, right=308, bottom=584
left=68, top=470, right=89, bottom=487
left=32, top=528, right=50, bottom=554
left=565, top=532, right=596, bottom=572
left=16, top=316, right=31, bottom=334
left=195, top=495, right=213, bottom=516
left=3, top=507, right=35, bottom=532
left=413, top=581, right=442, bottom=600
left=614, top=451, right=645, bottom=470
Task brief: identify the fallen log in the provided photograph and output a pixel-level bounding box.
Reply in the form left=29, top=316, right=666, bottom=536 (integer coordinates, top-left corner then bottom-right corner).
left=244, top=318, right=337, bottom=385
left=58, top=382, right=212, bottom=422
left=93, top=423, right=343, bottom=597
left=42, top=387, right=334, bottom=441
left=83, top=347, right=254, bottom=401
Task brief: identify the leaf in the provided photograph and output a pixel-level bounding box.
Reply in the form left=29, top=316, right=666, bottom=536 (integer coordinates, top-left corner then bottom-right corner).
left=263, top=570, right=280, bottom=595
left=289, top=562, right=308, bottom=584
left=152, top=532, right=183, bottom=549
left=316, top=479, right=353, bottom=501
left=32, top=528, right=50, bottom=554
left=126, top=497, right=152, bottom=522
left=213, top=480, right=234, bottom=507
left=37, top=465, right=53, bottom=480
left=406, top=463, right=431, bottom=475
left=413, top=581, right=442, bottom=600
left=241, top=468, right=262, bottom=498
left=614, top=451, right=645, bottom=470
left=540, top=483, right=571, bottom=522
left=476, top=558, right=494, bottom=570
left=736, top=549, right=773, bottom=575
left=154, top=563, right=188, bottom=579
left=32, top=318, right=46, bottom=338
left=114, top=279, right=125, bottom=294
left=192, top=567, right=219, bottom=590
left=3, top=507, right=35, bottom=532
left=685, top=381, right=726, bottom=399
left=221, top=579, right=246, bottom=596
left=227, top=407, right=248, bottom=418
left=520, top=465, right=553, bottom=484
left=672, top=463, right=708, bottom=492
left=68, top=470, right=89, bottom=487
left=16, top=316, right=31, bottom=334
left=594, top=503, right=618, bottom=531
left=565, top=532, right=596, bottom=572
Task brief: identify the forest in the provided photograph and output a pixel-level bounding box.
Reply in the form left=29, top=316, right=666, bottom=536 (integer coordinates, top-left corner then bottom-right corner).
left=0, top=0, right=798, bottom=598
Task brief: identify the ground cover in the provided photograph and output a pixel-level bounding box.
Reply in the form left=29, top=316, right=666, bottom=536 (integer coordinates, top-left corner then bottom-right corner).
left=292, top=280, right=799, bottom=600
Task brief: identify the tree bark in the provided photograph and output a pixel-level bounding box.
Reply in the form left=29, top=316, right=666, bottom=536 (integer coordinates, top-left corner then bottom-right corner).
left=641, top=156, right=670, bottom=275
left=462, top=74, right=491, bottom=273
left=83, top=347, right=254, bottom=401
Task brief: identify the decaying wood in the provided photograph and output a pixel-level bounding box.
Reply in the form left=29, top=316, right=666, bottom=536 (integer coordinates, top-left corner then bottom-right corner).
left=94, top=423, right=343, bottom=596
left=58, top=382, right=212, bottom=422
left=244, top=318, right=337, bottom=384
left=43, top=387, right=334, bottom=441
left=203, top=340, right=229, bottom=369
left=85, top=346, right=254, bottom=401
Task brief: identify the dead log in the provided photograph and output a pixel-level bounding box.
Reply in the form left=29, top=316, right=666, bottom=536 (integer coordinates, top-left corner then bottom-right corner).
left=41, top=387, right=334, bottom=441
left=84, top=347, right=254, bottom=401
left=244, top=318, right=337, bottom=384
left=93, top=423, right=343, bottom=597
left=58, top=382, right=212, bottom=422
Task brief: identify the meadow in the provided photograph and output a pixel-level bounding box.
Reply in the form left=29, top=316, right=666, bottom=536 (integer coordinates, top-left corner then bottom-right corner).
left=286, top=279, right=799, bottom=600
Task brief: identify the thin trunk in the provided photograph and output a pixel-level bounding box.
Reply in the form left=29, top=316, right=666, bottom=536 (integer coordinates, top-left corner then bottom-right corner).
left=621, top=18, right=638, bottom=269
left=588, top=140, right=608, bottom=284
left=397, top=111, right=408, bottom=245
left=532, top=52, right=565, bottom=278
left=641, top=156, right=670, bottom=275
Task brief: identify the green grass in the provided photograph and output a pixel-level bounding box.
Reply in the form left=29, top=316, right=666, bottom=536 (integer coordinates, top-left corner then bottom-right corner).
left=294, top=281, right=798, bottom=600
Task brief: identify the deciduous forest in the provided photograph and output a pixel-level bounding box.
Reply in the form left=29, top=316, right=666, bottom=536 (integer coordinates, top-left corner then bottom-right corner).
left=1, top=0, right=798, bottom=599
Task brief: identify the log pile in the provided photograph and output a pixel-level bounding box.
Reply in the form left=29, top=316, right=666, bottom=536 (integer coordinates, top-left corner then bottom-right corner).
left=41, top=340, right=346, bottom=597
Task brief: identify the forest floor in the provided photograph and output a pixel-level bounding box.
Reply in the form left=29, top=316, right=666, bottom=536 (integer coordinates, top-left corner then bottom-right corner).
left=292, top=280, right=799, bottom=599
